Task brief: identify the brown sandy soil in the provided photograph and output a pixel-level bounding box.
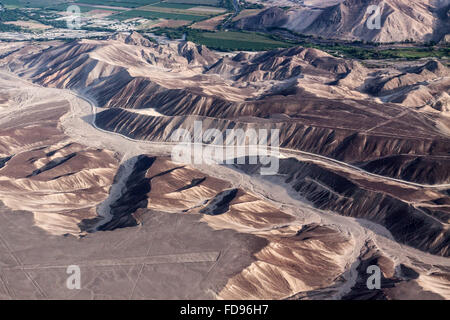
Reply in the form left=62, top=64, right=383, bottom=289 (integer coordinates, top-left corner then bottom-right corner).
left=0, top=142, right=118, bottom=235
left=191, top=14, right=229, bottom=30
left=87, top=10, right=119, bottom=18
left=0, top=69, right=360, bottom=300
left=0, top=72, right=120, bottom=236
left=219, top=224, right=355, bottom=299
left=232, top=9, right=264, bottom=22
left=147, top=19, right=191, bottom=29
left=3, top=34, right=447, bottom=255
left=79, top=155, right=355, bottom=299
left=0, top=93, right=358, bottom=299
left=187, top=7, right=227, bottom=14
left=0, top=202, right=267, bottom=299
left=126, top=157, right=296, bottom=231
left=4, top=21, right=51, bottom=30
left=0, top=34, right=449, bottom=300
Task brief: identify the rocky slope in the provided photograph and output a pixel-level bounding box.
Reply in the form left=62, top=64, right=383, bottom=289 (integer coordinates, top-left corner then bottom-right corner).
left=236, top=0, right=450, bottom=43
left=0, top=34, right=449, bottom=299
left=4, top=35, right=448, bottom=180
left=2, top=34, right=449, bottom=253
left=0, top=68, right=369, bottom=300
left=0, top=72, right=120, bottom=236
left=238, top=158, right=450, bottom=256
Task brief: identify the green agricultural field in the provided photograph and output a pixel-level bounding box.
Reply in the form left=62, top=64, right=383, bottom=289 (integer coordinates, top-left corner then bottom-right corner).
left=0, top=0, right=66, bottom=8
left=301, top=42, right=450, bottom=60
left=0, top=8, right=26, bottom=21
left=0, top=0, right=161, bottom=9
left=376, top=48, right=450, bottom=59
left=46, top=3, right=123, bottom=13
left=187, top=30, right=293, bottom=51
left=0, top=0, right=22, bottom=8
left=111, top=9, right=206, bottom=21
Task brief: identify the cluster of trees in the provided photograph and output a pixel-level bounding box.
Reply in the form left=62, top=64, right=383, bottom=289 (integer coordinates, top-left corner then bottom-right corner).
left=0, top=8, right=24, bottom=32
left=23, top=10, right=66, bottom=28
left=0, top=8, right=26, bottom=22
left=151, top=26, right=187, bottom=39
left=219, top=0, right=235, bottom=11
left=0, top=22, right=21, bottom=32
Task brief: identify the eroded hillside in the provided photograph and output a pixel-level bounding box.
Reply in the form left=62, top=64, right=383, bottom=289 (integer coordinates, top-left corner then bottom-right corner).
left=238, top=0, right=450, bottom=43
left=0, top=33, right=449, bottom=300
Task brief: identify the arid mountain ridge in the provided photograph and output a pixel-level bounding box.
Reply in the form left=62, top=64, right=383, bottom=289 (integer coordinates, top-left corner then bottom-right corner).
left=0, top=31, right=449, bottom=299
left=4, top=32, right=449, bottom=182
left=1, top=32, right=448, bottom=258
left=237, top=0, right=450, bottom=43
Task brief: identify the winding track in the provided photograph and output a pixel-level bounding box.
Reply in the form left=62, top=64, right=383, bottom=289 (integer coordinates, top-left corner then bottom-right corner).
left=4, top=68, right=446, bottom=190
left=65, top=80, right=450, bottom=298
left=75, top=92, right=450, bottom=190
left=1, top=69, right=450, bottom=300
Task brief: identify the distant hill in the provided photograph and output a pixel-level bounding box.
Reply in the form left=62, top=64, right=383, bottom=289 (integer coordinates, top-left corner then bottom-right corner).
left=235, top=0, right=450, bottom=43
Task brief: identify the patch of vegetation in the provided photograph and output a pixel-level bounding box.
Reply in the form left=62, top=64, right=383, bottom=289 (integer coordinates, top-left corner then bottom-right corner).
left=266, top=28, right=449, bottom=60
left=82, top=26, right=116, bottom=32
left=139, top=31, right=157, bottom=43
left=151, top=26, right=450, bottom=58
left=151, top=26, right=187, bottom=39
left=0, top=22, right=21, bottom=31
left=22, top=9, right=66, bottom=28
left=0, top=8, right=27, bottom=21
left=242, top=1, right=264, bottom=9
left=1, top=0, right=69, bottom=9
left=187, top=30, right=292, bottom=51
left=0, top=6, right=68, bottom=31
left=46, top=3, right=122, bottom=13
left=0, top=0, right=25, bottom=8
left=377, top=48, right=449, bottom=59
left=219, top=0, right=235, bottom=11
left=301, top=42, right=450, bottom=60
